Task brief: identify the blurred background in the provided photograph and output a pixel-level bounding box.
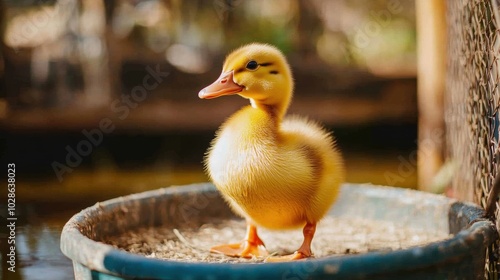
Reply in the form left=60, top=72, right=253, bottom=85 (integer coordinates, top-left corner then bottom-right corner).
left=0, top=0, right=420, bottom=279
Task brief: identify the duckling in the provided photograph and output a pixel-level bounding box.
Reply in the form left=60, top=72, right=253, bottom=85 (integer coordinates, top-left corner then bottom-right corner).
left=198, top=43, right=345, bottom=262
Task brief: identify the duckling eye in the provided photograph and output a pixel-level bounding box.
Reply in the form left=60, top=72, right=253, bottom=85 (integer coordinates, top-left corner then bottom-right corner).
left=245, top=60, right=259, bottom=71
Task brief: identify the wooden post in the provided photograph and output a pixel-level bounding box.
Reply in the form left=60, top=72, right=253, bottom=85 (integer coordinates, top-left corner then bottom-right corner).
left=415, top=0, right=447, bottom=191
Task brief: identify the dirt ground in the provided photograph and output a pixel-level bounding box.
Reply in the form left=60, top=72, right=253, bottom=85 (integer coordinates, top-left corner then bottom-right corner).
left=104, top=216, right=450, bottom=263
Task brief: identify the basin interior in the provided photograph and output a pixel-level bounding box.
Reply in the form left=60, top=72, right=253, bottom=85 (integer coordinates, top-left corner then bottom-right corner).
left=73, top=183, right=465, bottom=263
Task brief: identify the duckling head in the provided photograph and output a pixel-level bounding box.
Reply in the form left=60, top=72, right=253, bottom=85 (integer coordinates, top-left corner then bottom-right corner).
left=199, top=43, right=294, bottom=118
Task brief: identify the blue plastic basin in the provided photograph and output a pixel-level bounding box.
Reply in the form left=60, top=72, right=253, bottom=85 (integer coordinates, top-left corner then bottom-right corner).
left=60, top=183, right=498, bottom=280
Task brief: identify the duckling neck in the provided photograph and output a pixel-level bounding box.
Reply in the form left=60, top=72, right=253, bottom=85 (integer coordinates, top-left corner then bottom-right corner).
left=222, top=104, right=281, bottom=146
left=250, top=99, right=288, bottom=121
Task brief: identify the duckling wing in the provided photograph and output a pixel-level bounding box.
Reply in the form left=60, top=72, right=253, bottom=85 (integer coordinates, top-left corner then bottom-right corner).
left=280, top=115, right=345, bottom=222
left=281, top=115, right=337, bottom=155
left=280, top=115, right=344, bottom=181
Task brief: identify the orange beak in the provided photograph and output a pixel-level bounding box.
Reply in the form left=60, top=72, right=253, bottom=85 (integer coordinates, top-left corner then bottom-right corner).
left=199, top=71, right=244, bottom=99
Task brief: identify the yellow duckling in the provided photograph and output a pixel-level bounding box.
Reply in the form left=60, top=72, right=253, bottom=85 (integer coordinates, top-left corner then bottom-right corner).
left=199, top=43, right=345, bottom=262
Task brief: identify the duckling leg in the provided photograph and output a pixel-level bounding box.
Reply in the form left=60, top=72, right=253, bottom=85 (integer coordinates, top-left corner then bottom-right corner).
left=265, top=222, right=316, bottom=262
left=210, top=223, right=268, bottom=258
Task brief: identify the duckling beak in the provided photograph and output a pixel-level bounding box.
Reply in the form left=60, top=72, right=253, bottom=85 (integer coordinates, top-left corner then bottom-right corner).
left=199, top=71, right=244, bottom=99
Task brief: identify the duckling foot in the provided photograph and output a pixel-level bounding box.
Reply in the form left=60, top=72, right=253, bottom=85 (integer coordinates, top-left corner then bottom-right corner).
left=210, top=223, right=268, bottom=258
left=264, top=222, right=316, bottom=262
left=210, top=241, right=268, bottom=258
left=264, top=251, right=310, bottom=262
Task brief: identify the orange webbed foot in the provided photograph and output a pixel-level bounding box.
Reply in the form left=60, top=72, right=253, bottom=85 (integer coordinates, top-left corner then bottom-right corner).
left=210, top=241, right=268, bottom=258
left=210, top=223, right=268, bottom=258
left=264, top=251, right=311, bottom=262
left=265, top=222, right=316, bottom=262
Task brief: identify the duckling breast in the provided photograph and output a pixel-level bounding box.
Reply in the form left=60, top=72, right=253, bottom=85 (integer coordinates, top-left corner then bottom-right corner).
left=206, top=109, right=344, bottom=229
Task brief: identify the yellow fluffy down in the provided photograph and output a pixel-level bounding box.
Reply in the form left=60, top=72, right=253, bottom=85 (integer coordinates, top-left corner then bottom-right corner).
left=203, top=43, right=345, bottom=231
left=206, top=107, right=344, bottom=230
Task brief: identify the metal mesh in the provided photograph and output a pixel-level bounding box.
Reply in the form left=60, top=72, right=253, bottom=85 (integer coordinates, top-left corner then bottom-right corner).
left=446, top=0, right=500, bottom=277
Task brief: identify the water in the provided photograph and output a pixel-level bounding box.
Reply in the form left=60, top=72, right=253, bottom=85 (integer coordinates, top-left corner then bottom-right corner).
left=2, top=214, right=75, bottom=280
